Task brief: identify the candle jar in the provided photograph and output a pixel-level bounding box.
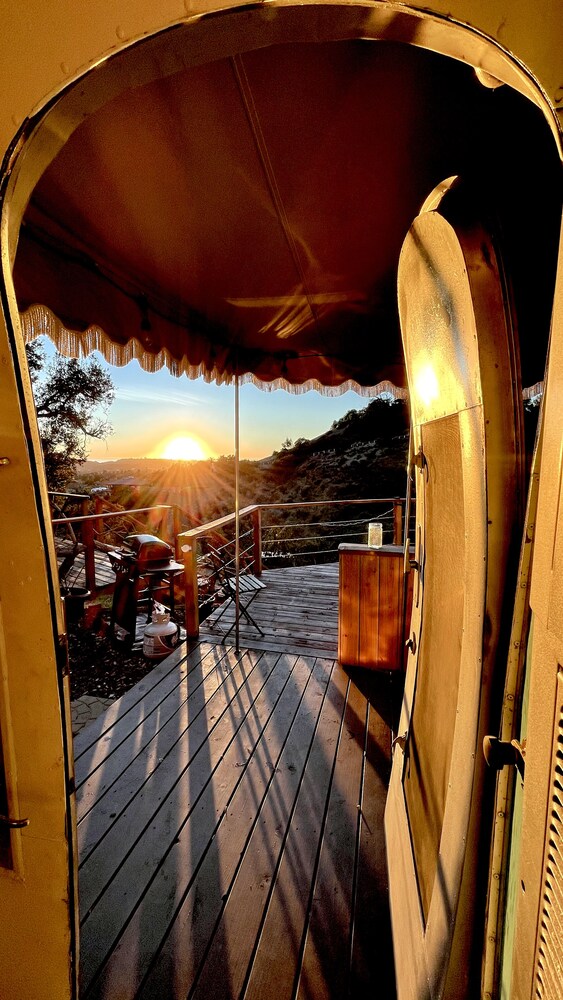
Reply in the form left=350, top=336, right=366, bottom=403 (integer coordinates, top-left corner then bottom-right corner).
left=368, top=521, right=383, bottom=547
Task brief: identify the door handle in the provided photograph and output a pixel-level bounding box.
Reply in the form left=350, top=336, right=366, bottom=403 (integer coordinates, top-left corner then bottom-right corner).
left=0, top=813, right=30, bottom=829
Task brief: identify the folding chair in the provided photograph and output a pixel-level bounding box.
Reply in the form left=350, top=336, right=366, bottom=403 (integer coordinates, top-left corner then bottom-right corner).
left=206, top=544, right=265, bottom=638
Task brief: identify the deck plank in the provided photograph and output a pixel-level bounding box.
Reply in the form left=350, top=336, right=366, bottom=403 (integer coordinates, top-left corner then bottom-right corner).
left=134, top=655, right=321, bottom=1000
left=78, top=649, right=272, bottom=905
left=77, top=562, right=396, bottom=999
left=74, top=641, right=205, bottom=764
left=82, top=652, right=308, bottom=998
left=76, top=645, right=238, bottom=825
left=59, top=547, right=116, bottom=591
left=296, top=679, right=367, bottom=1000
left=349, top=700, right=396, bottom=997
left=80, top=648, right=291, bottom=995
left=200, top=564, right=339, bottom=658
left=186, top=657, right=335, bottom=1000
left=240, top=663, right=349, bottom=1000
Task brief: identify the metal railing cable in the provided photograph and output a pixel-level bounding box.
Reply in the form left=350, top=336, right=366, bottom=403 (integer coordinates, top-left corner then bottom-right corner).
left=264, top=529, right=372, bottom=544
left=262, top=514, right=388, bottom=532
left=266, top=546, right=353, bottom=559
left=197, top=509, right=400, bottom=572
left=179, top=498, right=411, bottom=636
left=261, top=507, right=397, bottom=564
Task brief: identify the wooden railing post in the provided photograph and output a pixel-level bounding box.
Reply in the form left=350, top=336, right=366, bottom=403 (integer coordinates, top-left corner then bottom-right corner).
left=393, top=499, right=403, bottom=545
left=94, top=496, right=104, bottom=538
left=252, top=507, right=262, bottom=576
left=82, top=517, right=97, bottom=595
left=179, top=532, right=199, bottom=638
left=159, top=506, right=168, bottom=545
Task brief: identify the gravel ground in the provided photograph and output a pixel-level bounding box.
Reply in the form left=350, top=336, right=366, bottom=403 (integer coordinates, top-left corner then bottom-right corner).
left=67, top=616, right=159, bottom=700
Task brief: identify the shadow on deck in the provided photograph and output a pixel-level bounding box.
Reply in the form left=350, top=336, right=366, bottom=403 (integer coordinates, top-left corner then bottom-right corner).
left=74, top=563, right=400, bottom=999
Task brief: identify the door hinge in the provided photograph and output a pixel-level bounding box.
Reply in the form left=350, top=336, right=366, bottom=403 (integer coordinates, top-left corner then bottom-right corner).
left=412, top=449, right=428, bottom=478
left=405, top=633, right=417, bottom=655
left=57, top=632, right=69, bottom=678
left=483, top=735, right=526, bottom=779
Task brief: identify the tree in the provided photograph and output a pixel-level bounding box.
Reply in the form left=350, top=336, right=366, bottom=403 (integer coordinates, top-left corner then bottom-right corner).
left=26, top=341, right=115, bottom=489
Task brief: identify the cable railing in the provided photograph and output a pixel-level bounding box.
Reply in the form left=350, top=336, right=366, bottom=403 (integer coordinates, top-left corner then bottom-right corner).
left=50, top=494, right=415, bottom=637
left=261, top=506, right=398, bottom=563
left=51, top=501, right=184, bottom=594
left=178, top=497, right=409, bottom=638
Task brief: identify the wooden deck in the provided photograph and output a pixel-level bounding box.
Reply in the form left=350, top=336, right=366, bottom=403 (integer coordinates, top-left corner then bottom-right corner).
left=74, top=563, right=399, bottom=999
left=58, top=544, right=116, bottom=591
left=200, top=564, right=339, bottom=658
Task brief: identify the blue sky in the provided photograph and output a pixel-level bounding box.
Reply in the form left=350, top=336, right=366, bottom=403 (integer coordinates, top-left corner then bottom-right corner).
left=37, top=337, right=370, bottom=461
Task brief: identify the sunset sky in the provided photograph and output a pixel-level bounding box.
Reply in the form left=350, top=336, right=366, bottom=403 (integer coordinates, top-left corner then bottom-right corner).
left=38, top=337, right=370, bottom=462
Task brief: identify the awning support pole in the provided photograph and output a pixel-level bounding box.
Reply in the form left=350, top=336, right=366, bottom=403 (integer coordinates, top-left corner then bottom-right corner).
left=234, top=373, right=240, bottom=653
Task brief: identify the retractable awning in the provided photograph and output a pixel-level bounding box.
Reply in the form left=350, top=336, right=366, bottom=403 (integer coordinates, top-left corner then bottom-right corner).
left=11, top=40, right=492, bottom=395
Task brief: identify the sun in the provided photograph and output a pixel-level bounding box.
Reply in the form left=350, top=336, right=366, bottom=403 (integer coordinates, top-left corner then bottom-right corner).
left=159, top=434, right=208, bottom=461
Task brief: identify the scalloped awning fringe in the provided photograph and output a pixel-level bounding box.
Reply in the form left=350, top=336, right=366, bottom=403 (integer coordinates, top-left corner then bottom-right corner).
left=19, top=303, right=408, bottom=400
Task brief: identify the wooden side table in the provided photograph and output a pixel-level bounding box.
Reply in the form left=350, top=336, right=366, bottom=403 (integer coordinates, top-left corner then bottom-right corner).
left=338, top=543, right=412, bottom=670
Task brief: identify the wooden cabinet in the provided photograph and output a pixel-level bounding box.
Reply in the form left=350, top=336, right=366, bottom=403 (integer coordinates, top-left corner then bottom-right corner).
left=338, top=543, right=412, bottom=670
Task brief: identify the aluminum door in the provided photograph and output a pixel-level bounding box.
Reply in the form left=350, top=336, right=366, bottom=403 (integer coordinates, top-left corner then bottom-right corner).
left=385, top=180, right=524, bottom=999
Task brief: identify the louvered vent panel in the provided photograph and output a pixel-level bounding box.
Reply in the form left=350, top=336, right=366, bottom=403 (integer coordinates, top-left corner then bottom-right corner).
left=534, top=679, right=563, bottom=999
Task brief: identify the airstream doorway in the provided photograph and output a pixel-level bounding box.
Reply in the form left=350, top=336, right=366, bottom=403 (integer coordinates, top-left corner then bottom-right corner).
left=0, top=3, right=561, bottom=998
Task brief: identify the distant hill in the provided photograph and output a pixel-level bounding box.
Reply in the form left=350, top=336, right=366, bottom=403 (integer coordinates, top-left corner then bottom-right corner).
left=80, top=457, right=182, bottom=477
left=265, top=397, right=409, bottom=498
left=74, top=399, right=409, bottom=529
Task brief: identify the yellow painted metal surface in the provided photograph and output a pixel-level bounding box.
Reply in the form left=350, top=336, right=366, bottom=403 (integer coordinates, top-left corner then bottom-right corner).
left=482, top=417, right=542, bottom=996
left=0, top=1, right=561, bottom=149
left=0, top=1, right=561, bottom=255
left=0, top=2, right=560, bottom=997
left=0, top=293, right=77, bottom=994
left=402, top=211, right=483, bottom=424
left=511, top=224, right=563, bottom=1000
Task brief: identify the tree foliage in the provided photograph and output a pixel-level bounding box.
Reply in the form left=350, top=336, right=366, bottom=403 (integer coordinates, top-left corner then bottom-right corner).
left=26, top=342, right=115, bottom=489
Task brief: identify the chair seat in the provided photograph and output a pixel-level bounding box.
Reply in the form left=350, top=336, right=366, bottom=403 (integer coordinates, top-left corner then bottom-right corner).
left=225, top=574, right=266, bottom=595
left=205, top=544, right=266, bottom=638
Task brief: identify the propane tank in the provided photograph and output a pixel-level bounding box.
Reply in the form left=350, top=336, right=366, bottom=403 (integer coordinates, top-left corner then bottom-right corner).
left=143, top=609, right=179, bottom=660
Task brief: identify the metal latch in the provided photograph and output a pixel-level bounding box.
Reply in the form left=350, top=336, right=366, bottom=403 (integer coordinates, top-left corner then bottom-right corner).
left=0, top=813, right=30, bottom=829
left=483, top=736, right=526, bottom=779
left=392, top=731, right=408, bottom=754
